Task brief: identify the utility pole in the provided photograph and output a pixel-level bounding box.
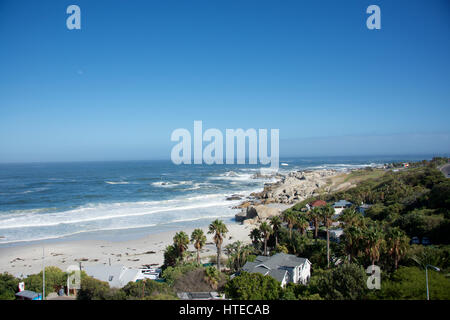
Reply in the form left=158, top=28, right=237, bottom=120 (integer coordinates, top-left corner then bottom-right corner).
left=42, top=246, right=45, bottom=300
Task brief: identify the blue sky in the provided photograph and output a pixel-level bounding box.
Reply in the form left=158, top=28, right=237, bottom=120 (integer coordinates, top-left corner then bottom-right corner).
left=0, top=0, right=449, bottom=162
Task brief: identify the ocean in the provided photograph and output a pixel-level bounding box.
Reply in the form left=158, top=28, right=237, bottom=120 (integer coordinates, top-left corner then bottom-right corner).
left=0, top=155, right=432, bottom=246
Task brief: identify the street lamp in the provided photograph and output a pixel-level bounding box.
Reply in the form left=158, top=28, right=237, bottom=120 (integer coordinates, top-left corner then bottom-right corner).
left=425, top=264, right=440, bottom=300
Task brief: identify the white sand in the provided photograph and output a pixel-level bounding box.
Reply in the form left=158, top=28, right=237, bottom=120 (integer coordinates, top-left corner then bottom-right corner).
left=0, top=223, right=254, bottom=277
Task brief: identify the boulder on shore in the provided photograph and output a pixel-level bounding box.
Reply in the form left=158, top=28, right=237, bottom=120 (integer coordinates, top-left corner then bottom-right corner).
left=234, top=204, right=281, bottom=224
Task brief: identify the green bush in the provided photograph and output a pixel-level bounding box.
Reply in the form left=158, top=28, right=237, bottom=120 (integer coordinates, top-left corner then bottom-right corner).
left=370, top=266, right=450, bottom=300
left=225, top=272, right=281, bottom=300
left=0, top=273, right=19, bottom=300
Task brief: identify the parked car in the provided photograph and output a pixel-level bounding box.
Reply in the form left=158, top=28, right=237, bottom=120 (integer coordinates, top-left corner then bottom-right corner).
left=411, top=236, right=420, bottom=245
left=421, top=237, right=431, bottom=245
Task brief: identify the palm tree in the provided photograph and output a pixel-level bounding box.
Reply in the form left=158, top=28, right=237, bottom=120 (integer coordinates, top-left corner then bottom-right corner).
left=309, top=207, right=321, bottom=240
left=294, top=213, right=309, bottom=235
left=208, top=219, right=228, bottom=271
left=191, top=228, right=206, bottom=264
left=342, top=225, right=364, bottom=262
left=320, top=204, right=335, bottom=268
left=173, top=231, right=190, bottom=261
left=282, top=210, right=297, bottom=239
left=339, top=208, right=362, bottom=227
left=259, top=222, right=273, bottom=256
left=363, top=226, right=385, bottom=267
left=269, top=216, right=282, bottom=247
left=386, top=227, right=409, bottom=269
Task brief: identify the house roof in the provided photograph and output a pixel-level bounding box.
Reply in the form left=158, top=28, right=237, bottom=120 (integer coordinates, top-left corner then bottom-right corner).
left=84, top=265, right=141, bottom=288
left=177, top=292, right=221, bottom=300
left=333, top=200, right=353, bottom=207
left=310, top=200, right=327, bottom=207
left=15, top=290, right=40, bottom=299
left=242, top=253, right=309, bottom=282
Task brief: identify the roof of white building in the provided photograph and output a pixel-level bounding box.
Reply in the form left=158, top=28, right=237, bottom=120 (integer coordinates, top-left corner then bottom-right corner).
left=84, top=265, right=141, bottom=288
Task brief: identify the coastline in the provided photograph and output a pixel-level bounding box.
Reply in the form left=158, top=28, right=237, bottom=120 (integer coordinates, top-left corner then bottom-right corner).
left=0, top=166, right=361, bottom=276
left=0, top=222, right=253, bottom=276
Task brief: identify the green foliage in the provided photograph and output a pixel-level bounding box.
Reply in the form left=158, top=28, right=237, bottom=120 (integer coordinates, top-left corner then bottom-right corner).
left=369, top=266, right=450, bottom=300
left=120, top=279, right=176, bottom=300
left=204, top=266, right=220, bottom=289
left=163, top=244, right=180, bottom=268
left=313, top=263, right=368, bottom=300
left=161, top=262, right=200, bottom=286
left=225, top=241, right=255, bottom=272
left=225, top=272, right=281, bottom=300
left=0, top=273, right=19, bottom=300
left=77, top=274, right=112, bottom=300
left=173, top=231, right=190, bottom=261
left=24, top=266, right=67, bottom=297
left=191, top=228, right=207, bottom=263
left=208, top=219, right=228, bottom=270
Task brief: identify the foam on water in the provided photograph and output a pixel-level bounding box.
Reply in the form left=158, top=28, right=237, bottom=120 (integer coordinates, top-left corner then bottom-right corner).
left=0, top=157, right=423, bottom=244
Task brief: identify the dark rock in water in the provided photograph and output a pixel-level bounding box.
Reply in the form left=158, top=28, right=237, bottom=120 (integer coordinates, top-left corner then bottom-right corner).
left=234, top=211, right=247, bottom=222
left=226, top=194, right=243, bottom=200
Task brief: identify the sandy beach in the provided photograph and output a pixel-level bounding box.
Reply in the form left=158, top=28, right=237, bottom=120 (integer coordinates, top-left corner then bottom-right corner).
left=0, top=223, right=253, bottom=277
left=0, top=168, right=345, bottom=277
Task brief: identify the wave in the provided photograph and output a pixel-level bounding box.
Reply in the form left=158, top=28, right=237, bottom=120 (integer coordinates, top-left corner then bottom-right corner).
left=151, top=180, right=193, bottom=188
left=105, top=181, right=130, bottom=185
left=0, top=191, right=242, bottom=230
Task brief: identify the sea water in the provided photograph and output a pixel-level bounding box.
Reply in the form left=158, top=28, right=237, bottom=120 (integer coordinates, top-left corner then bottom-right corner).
left=0, top=155, right=431, bottom=245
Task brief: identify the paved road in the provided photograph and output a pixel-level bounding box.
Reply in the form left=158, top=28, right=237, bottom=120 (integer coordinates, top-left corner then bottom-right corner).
left=439, top=163, right=450, bottom=178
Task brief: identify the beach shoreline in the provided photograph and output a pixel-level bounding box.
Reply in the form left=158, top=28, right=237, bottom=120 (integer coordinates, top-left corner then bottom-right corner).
left=0, top=222, right=254, bottom=277
left=0, top=166, right=364, bottom=276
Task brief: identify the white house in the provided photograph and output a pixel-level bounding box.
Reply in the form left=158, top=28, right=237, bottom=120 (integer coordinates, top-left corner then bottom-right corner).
left=83, top=265, right=159, bottom=288
left=241, top=253, right=311, bottom=287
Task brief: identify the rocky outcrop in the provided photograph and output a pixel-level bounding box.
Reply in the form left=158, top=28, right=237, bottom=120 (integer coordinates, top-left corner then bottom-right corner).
left=234, top=204, right=281, bottom=223
left=234, top=169, right=340, bottom=224
left=226, top=194, right=244, bottom=201
left=256, top=170, right=338, bottom=204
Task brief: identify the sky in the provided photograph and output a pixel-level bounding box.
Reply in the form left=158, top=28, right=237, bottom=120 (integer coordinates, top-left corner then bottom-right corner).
left=0, top=0, right=449, bottom=162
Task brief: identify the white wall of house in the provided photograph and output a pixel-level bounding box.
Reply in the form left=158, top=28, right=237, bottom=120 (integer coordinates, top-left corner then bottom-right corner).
left=298, top=261, right=311, bottom=285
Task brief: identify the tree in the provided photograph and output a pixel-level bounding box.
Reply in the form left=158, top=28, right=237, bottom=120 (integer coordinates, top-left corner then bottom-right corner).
left=339, top=208, right=363, bottom=227
left=385, top=227, right=409, bottom=270
left=204, top=266, right=220, bottom=290
left=77, top=274, right=111, bottom=300
left=191, top=229, right=206, bottom=264
left=224, top=272, right=281, bottom=300
left=341, top=225, right=364, bottom=262
left=319, top=205, right=335, bottom=268
left=0, top=273, right=19, bottom=300
left=249, top=228, right=262, bottom=250
left=315, top=263, right=368, bottom=300
left=173, top=231, right=190, bottom=261
left=363, top=225, right=385, bottom=266
left=23, top=266, right=67, bottom=297
left=163, top=244, right=179, bottom=268
left=269, top=216, right=282, bottom=247
left=282, top=210, right=297, bottom=239
left=259, top=222, right=273, bottom=256
left=309, top=207, right=321, bottom=239
left=208, top=219, right=228, bottom=271
left=294, top=213, right=310, bottom=235
left=120, top=278, right=175, bottom=300
left=370, top=266, right=450, bottom=300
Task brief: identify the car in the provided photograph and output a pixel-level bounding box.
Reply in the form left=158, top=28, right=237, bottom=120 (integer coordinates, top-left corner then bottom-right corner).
left=411, top=236, right=420, bottom=245
left=421, top=237, right=431, bottom=245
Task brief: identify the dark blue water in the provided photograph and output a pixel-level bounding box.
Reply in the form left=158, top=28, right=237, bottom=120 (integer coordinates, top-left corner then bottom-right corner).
left=0, top=155, right=433, bottom=245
